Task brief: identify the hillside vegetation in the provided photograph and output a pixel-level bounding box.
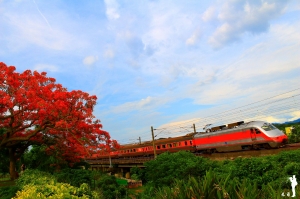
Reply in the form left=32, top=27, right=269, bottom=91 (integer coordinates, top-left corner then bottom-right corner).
left=133, top=149, right=300, bottom=198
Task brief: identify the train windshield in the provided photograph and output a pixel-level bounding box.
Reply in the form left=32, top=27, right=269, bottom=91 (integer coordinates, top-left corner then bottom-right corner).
left=261, top=123, right=277, bottom=131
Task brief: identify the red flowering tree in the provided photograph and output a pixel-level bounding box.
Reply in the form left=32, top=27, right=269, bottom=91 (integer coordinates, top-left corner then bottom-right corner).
left=0, top=62, right=118, bottom=179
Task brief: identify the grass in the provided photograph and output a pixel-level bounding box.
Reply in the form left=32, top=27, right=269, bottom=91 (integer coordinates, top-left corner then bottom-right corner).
left=0, top=177, right=10, bottom=181
left=0, top=180, right=15, bottom=187
left=0, top=174, right=15, bottom=187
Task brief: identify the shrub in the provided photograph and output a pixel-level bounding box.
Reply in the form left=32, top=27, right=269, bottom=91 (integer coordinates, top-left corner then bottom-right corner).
left=16, top=169, right=56, bottom=189
left=144, top=151, right=212, bottom=187
left=138, top=170, right=300, bottom=199
left=12, top=182, right=100, bottom=199
left=96, top=175, right=127, bottom=199
left=54, top=168, right=93, bottom=188
left=14, top=169, right=100, bottom=199
left=0, top=186, right=19, bottom=199
left=130, top=167, right=145, bottom=181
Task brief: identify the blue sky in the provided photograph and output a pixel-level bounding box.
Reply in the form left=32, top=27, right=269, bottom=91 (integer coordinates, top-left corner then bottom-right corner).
left=1, top=0, right=300, bottom=144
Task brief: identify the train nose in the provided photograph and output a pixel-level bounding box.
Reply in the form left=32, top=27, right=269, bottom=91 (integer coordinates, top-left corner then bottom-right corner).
left=275, top=135, right=288, bottom=144
left=273, top=135, right=288, bottom=144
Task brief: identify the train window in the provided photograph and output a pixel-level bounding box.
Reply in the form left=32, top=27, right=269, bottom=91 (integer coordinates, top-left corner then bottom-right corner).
left=173, top=143, right=177, bottom=147
left=133, top=149, right=136, bottom=152
left=185, top=141, right=187, bottom=146
left=157, top=145, right=161, bottom=149
left=255, top=129, right=261, bottom=134
left=190, top=141, right=192, bottom=145
left=168, top=144, right=172, bottom=148
left=162, top=144, right=166, bottom=148
left=261, top=123, right=277, bottom=131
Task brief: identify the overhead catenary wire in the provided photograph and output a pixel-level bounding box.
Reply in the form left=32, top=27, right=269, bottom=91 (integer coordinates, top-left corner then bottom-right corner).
left=116, top=88, right=300, bottom=144
left=159, top=91, right=300, bottom=132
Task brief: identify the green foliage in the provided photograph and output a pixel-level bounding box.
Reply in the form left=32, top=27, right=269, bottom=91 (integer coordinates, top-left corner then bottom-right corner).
left=140, top=149, right=300, bottom=197
left=144, top=151, right=211, bottom=187
left=213, top=156, right=279, bottom=188
left=273, top=122, right=300, bottom=144
left=211, top=150, right=300, bottom=189
left=22, top=145, right=68, bottom=173
left=131, top=174, right=140, bottom=181
left=72, top=161, right=91, bottom=170
left=54, top=168, right=93, bottom=188
left=13, top=182, right=99, bottom=199
left=0, top=148, right=9, bottom=174
left=16, top=169, right=56, bottom=189
left=96, top=175, right=128, bottom=199
left=130, top=167, right=145, bottom=181
left=138, top=170, right=300, bottom=199
left=0, top=186, right=19, bottom=199
left=288, top=124, right=300, bottom=143
left=14, top=169, right=99, bottom=198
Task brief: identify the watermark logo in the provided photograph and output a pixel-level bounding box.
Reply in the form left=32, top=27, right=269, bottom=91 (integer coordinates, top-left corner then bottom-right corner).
left=281, top=175, right=298, bottom=197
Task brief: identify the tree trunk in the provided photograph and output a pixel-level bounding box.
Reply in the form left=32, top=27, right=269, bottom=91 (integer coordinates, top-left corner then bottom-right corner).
left=9, top=148, right=17, bottom=180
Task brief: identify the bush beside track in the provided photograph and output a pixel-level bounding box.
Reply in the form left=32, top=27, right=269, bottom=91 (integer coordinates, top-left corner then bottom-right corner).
left=132, top=149, right=300, bottom=198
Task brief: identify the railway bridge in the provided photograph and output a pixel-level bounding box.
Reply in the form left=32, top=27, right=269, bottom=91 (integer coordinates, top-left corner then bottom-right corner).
left=86, top=157, right=152, bottom=178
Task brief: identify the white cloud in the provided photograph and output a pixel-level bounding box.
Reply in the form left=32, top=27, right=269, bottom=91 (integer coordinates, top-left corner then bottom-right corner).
left=33, top=64, right=59, bottom=72
left=109, top=96, right=171, bottom=114
left=104, top=0, right=120, bottom=20
left=109, top=96, right=155, bottom=113
left=202, top=6, right=215, bottom=22
left=256, top=116, right=285, bottom=123
left=290, top=111, right=300, bottom=121
left=193, top=82, right=240, bottom=105
left=143, top=3, right=197, bottom=50
left=83, top=55, right=98, bottom=65
left=208, top=0, right=289, bottom=49
left=158, top=118, right=201, bottom=135
left=104, top=49, right=115, bottom=59
left=186, top=29, right=201, bottom=46
left=3, top=9, right=81, bottom=51
left=160, top=119, right=196, bottom=129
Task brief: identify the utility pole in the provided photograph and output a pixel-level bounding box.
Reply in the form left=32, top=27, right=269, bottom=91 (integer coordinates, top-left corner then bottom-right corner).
left=193, top=123, right=196, bottom=134
left=138, top=137, right=141, bottom=144
left=151, top=126, right=157, bottom=159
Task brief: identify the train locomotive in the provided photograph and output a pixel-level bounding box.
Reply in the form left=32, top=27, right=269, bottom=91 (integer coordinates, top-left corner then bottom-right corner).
left=90, top=121, right=288, bottom=160
left=194, top=121, right=288, bottom=153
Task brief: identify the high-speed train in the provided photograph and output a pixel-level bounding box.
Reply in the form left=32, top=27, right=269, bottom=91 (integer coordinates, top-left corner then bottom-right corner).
left=89, top=121, right=288, bottom=159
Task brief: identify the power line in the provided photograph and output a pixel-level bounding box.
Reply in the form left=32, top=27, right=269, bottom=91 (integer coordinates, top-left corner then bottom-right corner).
left=117, top=88, right=300, bottom=144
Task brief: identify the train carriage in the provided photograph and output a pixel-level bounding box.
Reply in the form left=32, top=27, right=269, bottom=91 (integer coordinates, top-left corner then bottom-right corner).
left=89, top=120, right=288, bottom=160
left=117, top=133, right=195, bottom=158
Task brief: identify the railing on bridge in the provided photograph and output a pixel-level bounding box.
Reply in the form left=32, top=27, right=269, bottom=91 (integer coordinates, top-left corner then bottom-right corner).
left=86, top=156, right=154, bottom=164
